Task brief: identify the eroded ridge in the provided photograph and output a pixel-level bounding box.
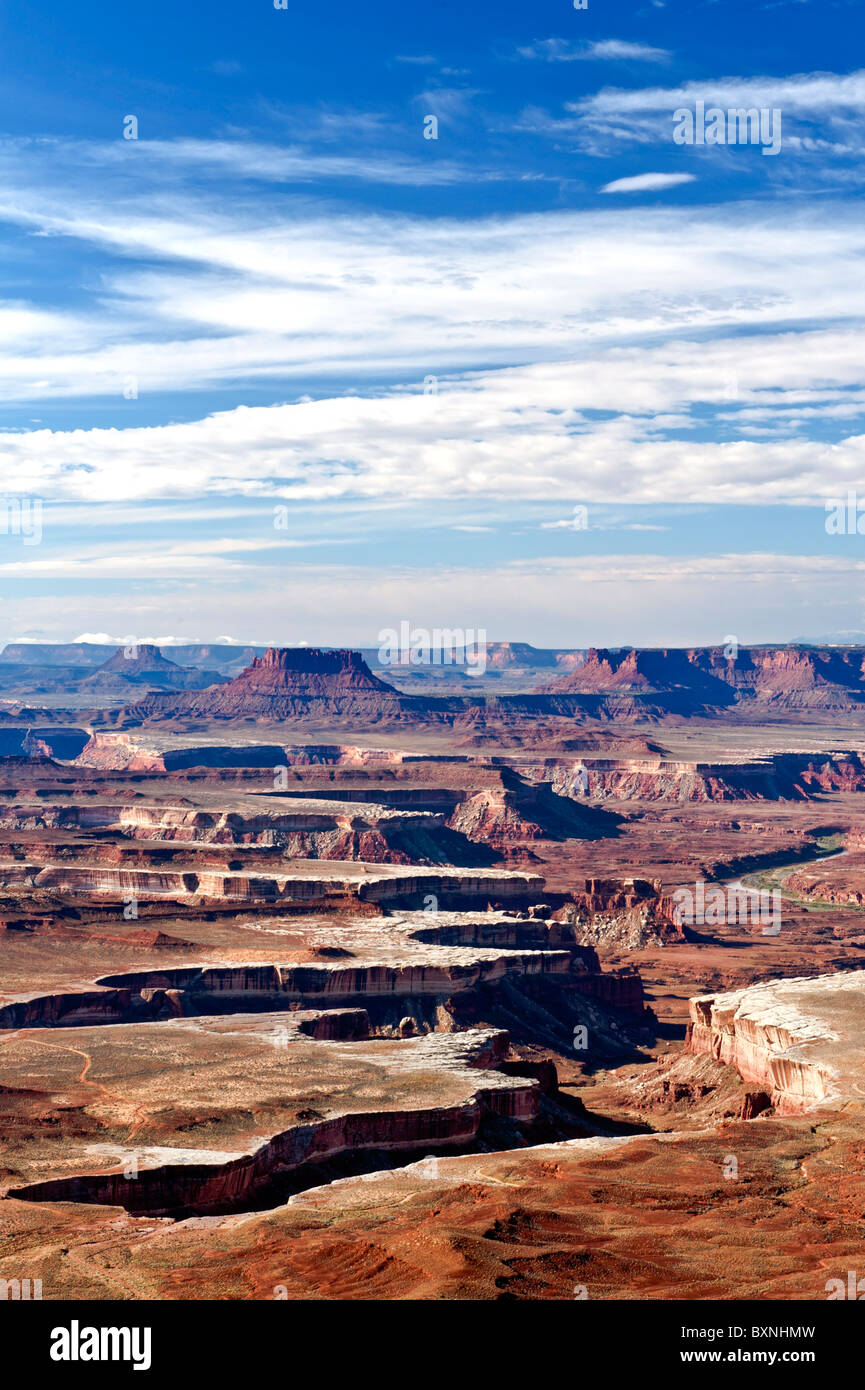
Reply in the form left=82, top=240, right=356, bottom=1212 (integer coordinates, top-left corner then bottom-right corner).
left=0, top=905, right=644, bottom=1032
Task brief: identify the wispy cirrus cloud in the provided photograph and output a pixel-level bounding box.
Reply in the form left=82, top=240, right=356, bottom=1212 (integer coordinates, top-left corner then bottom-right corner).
left=0, top=131, right=864, bottom=405
left=564, top=66, right=865, bottom=160
left=413, top=86, right=484, bottom=123
left=93, top=136, right=493, bottom=188
left=517, top=38, right=671, bottom=63
left=576, top=67, right=865, bottom=116
left=0, top=7, right=858, bottom=648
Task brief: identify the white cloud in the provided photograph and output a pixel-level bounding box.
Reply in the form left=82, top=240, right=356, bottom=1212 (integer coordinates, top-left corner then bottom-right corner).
left=0, top=134, right=861, bottom=541
left=1, top=326, right=864, bottom=507
left=577, top=68, right=865, bottom=117
left=0, top=141, right=864, bottom=404
left=72, top=632, right=206, bottom=645
left=413, top=87, right=483, bottom=122
left=601, top=172, right=696, bottom=192
left=564, top=66, right=865, bottom=157
left=0, top=134, right=500, bottom=198
left=518, top=38, right=670, bottom=63
left=0, top=535, right=338, bottom=579
left=589, top=40, right=670, bottom=61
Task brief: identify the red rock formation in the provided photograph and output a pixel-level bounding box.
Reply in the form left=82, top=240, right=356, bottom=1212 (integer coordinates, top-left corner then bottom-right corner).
left=686, top=971, right=865, bottom=1113
left=481, top=642, right=559, bottom=670
left=228, top=647, right=396, bottom=696
left=106, top=648, right=415, bottom=724
left=538, top=751, right=865, bottom=801
left=554, top=877, right=685, bottom=947
left=542, top=644, right=865, bottom=715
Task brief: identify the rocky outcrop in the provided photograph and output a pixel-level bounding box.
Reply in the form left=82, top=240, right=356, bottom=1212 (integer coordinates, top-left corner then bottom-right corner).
left=236, top=648, right=395, bottom=695
left=0, top=791, right=503, bottom=867
left=75, top=733, right=290, bottom=772
left=90, top=643, right=865, bottom=730
left=785, top=858, right=865, bottom=905
left=554, top=877, right=684, bottom=947
left=0, top=901, right=645, bottom=1037
left=94, top=947, right=575, bottom=1014
left=0, top=860, right=542, bottom=907
left=74, top=736, right=456, bottom=772
left=77, top=645, right=216, bottom=694
left=687, top=970, right=865, bottom=1113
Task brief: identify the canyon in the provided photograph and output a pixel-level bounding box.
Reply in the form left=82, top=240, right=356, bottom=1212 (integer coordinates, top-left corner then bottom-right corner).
left=1, top=642, right=864, bottom=1302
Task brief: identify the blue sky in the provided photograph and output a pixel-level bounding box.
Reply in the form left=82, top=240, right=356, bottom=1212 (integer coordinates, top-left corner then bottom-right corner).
left=0, top=0, right=863, bottom=648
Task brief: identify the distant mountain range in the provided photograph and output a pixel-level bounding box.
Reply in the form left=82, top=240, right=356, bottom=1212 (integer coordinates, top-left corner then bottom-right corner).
left=6, top=641, right=865, bottom=723
left=80, top=643, right=865, bottom=730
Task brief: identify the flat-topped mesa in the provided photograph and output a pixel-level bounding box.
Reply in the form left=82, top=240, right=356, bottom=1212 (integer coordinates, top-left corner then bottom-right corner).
left=482, top=642, right=559, bottom=670
left=76, top=645, right=217, bottom=694
left=103, top=647, right=418, bottom=725
left=93, top=644, right=177, bottom=674
left=0, top=861, right=544, bottom=910
left=1, top=1017, right=543, bottom=1215
left=687, top=970, right=865, bottom=1114
left=236, top=647, right=397, bottom=695
left=0, top=795, right=467, bottom=867
left=74, top=734, right=418, bottom=772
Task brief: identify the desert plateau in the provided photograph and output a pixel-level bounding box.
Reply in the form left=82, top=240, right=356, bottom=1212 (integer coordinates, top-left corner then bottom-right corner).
left=1, top=641, right=864, bottom=1314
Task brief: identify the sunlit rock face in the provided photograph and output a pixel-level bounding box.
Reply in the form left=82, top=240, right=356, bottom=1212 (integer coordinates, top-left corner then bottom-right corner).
left=688, top=970, right=865, bottom=1114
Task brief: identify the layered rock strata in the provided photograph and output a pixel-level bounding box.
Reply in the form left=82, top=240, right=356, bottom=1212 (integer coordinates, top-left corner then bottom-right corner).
left=1, top=1012, right=542, bottom=1215
left=687, top=969, right=865, bottom=1113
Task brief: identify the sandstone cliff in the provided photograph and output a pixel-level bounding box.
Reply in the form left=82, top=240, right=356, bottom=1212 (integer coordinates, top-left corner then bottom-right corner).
left=687, top=971, right=865, bottom=1113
